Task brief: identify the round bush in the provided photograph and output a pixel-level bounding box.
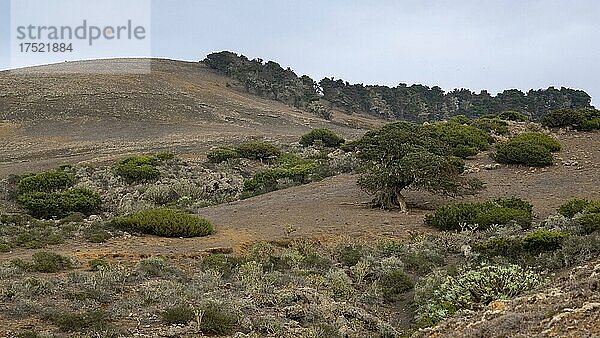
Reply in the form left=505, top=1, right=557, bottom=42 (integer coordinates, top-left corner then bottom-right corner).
left=300, top=128, right=345, bottom=148
left=113, top=208, right=213, bottom=237
left=17, top=188, right=102, bottom=219
left=542, top=108, right=584, bottom=128
left=511, top=132, right=561, bottom=152
left=577, top=213, right=600, bottom=234
left=114, top=156, right=160, bottom=183
left=207, top=148, right=239, bottom=163
left=559, top=198, right=592, bottom=218
left=17, top=171, right=74, bottom=194
left=522, top=230, right=569, bottom=254
left=235, top=142, right=281, bottom=162
left=495, top=140, right=553, bottom=167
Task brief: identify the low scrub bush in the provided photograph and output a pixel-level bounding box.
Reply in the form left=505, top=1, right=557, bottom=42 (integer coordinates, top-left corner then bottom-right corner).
left=416, top=263, right=542, bottom=326
left=559, top=198, right=592, bottom=218
left=114, top=155, right=160, bottom=183
left=207, top=147, right=239, bottom=163
left=543, top=108, right=600, bottom=130
left=113, top=208, right=213, bottom=237
left=378, top=269, right=413, bottom=302
left=511, top=132, right=561, bottom=152
left=17, top=171, right=74, bottom=194
left=472, top=236, right=524, bottom=258
left=136, top=256, right=182, bottom=278
left=425, top=198, right=533, bottom=231
left=338, top=244, right=363, bottom=267
left=522, top=230, right=569, bottom=254
left=161, top=305, right=194, bottom=325
left=18, top=188, right=102, bottom=219
left=498, top=110, right=528, bottom=122
left=243, top=156, right=316, bottom=196
left=300, top=128, right=345, bottom=148
left=235, top=141, right=281, bottom=162
left=199, top=302, right=238, bottom=335
left=429, top=122, right=491, bottom=158
left=577, top=213, right=600, bottom=234
left=31, top=251, right=74, bottom=273
left=48, top=309, right=110, bottom=332
left=201, top=253, right=242, bottom=277
left=495, top=140, right=553, bottom=167
left=471, top=117, right=509, bottom=135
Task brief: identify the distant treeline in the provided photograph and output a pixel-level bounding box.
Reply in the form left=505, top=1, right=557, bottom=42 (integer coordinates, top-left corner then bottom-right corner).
left=203, top=51, right=592, bottom=121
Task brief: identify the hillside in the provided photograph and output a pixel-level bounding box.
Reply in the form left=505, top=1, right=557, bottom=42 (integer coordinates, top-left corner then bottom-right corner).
left=0, top=59, right=379, bottom=177
left=0, top=58, right=599, bottom=337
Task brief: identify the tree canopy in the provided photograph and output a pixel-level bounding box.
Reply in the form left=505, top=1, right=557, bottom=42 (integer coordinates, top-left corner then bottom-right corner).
left=355, top=122, right=484, bottom=210
left=203, top=51, right=592, bottom=122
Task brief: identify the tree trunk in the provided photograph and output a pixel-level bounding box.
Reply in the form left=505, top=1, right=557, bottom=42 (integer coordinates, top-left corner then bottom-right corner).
left=395, top=191, right=408, bottom=213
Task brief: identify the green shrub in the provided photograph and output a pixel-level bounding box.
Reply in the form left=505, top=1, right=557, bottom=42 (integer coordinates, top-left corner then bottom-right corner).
left=235, top=141, right=281, bottom=162
left=559, top=198, right=592, bottom=218
left=31, top=251, right=74, bottom=273
left=18, top=188, right=102, bottom=219
left=89, top=258, right=110, bottom=271
left=498, top=110, right=528, bottom=122
left=199, top=302, right=238, bottom=335
left=114, top=155, right=160, bottom=183
left=416, top=263, right=542, bottom=326
left=154, top=151, right=175, bottom=161
left=577, top=213, right=600, bottom=234
left=430, top=122, right=491, bottom=158
left=378, top=269, right=413, bottom=302
left=300, top=128, right=345, bottom=148
left=338, top=244, right=363, bottom=267
left=243, top=160, right=316, bottom=196
left=472, top=236, right=523, bottom=258
left=425, top=198, right=533, bottom=231
left=495, top=140, right=553, bottom=167
left=161, top=306, right=194, bottom=325
left=511, top=132, right=561, bottom=152
left=580, top=117, right=600, bottom=131
left=543, top=108, right=600, bottom=130
left=17, top=171, right=74, bottom=194
left=448, top=115, right=472, bottom=125
left=471, top=117, right=509, bottom=135
left=207, top=147, right=239, bottom=163
left=495, top=196, right=534, bottom=214
left=113, top=208, right=213, bottom=238
left=522, top=230, right=569, bottom=254
left=201, top=253, right=242, bottom=277
left=542, top=108, right=583, bottom=128
left=136, top=256, right=182, bottom=278
left=49, top=309, right=109, bottom=332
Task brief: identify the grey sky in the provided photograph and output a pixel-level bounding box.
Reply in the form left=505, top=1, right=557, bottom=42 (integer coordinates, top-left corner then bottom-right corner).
left=2, top=0, right=599, bottom=104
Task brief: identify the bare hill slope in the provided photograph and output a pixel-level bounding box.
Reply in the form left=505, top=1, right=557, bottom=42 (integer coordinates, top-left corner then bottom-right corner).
left=0, top=59, right=378, bottom=176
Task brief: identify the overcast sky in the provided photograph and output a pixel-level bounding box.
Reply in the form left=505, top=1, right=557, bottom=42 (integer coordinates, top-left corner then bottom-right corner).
left=2, top=0, right=599, bottom=104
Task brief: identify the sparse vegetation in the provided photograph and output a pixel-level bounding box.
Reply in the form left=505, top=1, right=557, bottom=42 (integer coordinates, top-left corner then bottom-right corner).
left=300, top=128, right=345, bottom=148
